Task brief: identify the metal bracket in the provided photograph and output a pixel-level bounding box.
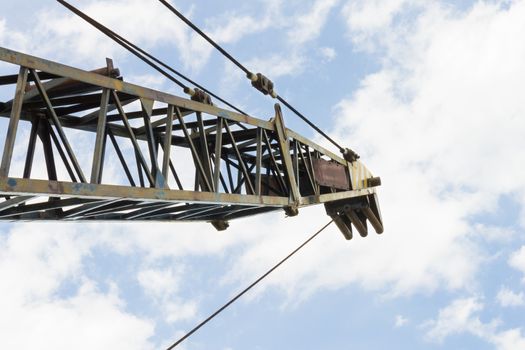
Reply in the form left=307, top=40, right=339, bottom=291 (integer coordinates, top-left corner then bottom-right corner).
left=185, top=87, right=213, bottom=105
left=342, top=147, right=360, bottom=162
left=324, top=193, right=384, bottom=240
left=211, top=219, right=229, bottom=231
left=247, top=72, right=277, bottom=98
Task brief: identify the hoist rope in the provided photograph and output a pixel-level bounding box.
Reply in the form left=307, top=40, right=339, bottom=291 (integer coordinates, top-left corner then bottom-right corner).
left=156, top=0, right=345, bottom=152
left=275, top=96, right=344, bottom=152
left=58, top=0, right=250, bottom=116
left=158, top=0, right=251, bottom=76
left=165, top=219, right=334, bottom=349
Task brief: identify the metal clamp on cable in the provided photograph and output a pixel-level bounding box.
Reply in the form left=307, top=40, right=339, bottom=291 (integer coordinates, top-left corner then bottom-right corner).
left=184, top=87, right=213, bottom=105
left=342, top=147, right=360, bottom=162
left=247, top=72, right=277, bottom=98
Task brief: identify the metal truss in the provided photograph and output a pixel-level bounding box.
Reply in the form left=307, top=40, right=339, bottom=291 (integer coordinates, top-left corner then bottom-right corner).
left=0, top=47, right=383, bottom=238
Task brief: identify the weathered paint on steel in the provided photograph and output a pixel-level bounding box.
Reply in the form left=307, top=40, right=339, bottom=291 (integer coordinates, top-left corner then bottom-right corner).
left=312, top=158, right=350, bottom=190
left=0, top=47, right=274, bottom=130
left=0, top=177, right=290, bottom=206
left=0, top=47, right=382, bottom=233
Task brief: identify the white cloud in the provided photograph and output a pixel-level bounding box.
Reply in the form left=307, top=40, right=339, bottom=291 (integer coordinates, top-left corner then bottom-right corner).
left=138, top=267, right=185, bottom=301
left=492, top=328, right=525, bottom=350
left=210, top=15, right=260, bottom=44
left=424, top=297, right=525, bottom=350
left=0, top=18, right=31, bottom=53
left=395, top=314, right=408, bottom=327
left=137, top=266, right=198, bottom=323
left=308, top=0, right=525, bottom=296
left=0, top=224, right=90, bottom=305
left=288, top=0, right=340, bottom=44
left=245, top=53, right=305, bottom=79
left=3, top=281, right=154, bottom=350
left=126, top=74, right=168, bottom=90
left=210, top=0, right=338, bottom=88
left=0, top=1, right=211, bottom=71
left=2, top=2, right=525, bottom=347
left=165, top=300, right=198, bottom=323
left=343, top=0, right=415, bottom=33
left=0, top=221, right=214, bottom=343
left=102, top=221, right=253, bottom=259
left=191, top=0, right=525, bottom=308
left=207, top=1, right=282, bottom=45
left=319, top=46, right=337, bottom=62
left=509, top=246, right=525, bottom=281
left=341, top=0, right=425, bottom=52
left=218, top=0, right=340, bottom=88
left=472, top=223, right=516, bottom=243
left=0, top=224, right=155, bottom=349
left=424, top=297, right=487, bottom=342
left=496, top=286, right=524, bottom=307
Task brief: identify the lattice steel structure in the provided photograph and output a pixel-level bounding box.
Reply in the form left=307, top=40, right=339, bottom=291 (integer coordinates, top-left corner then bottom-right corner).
left=0, top=47, right=383, bottom=238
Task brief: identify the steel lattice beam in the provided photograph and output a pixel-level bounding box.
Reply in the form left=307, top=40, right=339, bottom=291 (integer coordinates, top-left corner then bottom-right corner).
left=0, top=47, right=383, bottom=237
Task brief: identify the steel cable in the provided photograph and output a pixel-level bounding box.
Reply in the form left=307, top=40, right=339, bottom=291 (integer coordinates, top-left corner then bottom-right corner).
left=276, top=95, right=344, bottom=152
left=165, top=219, right=334, bottom=349
left=58, top=0, right=250, bottom=116
left=53, top=2, right=346, bottom=347
left=156, top=0, right=345, bottom=152
left=157, top=0, right=251, bottom=76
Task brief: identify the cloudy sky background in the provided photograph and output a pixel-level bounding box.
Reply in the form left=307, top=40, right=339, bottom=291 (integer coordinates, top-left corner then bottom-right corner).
left=1, top=0, right=525, bottom=349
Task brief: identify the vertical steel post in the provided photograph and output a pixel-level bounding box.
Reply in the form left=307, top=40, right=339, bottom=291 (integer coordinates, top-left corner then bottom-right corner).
left=31, top=69, right=87, bottom=182
left=223, top=120, right=255, bottom=194
left=91, top=88, right=110, bottom=183
left=174, top=107, right=212, bottom=191
left=140, top=97, right=162, bottom=187
left=196, top=112, right=214, bottom=191
left=112, top=91, right=154, bottom=186
left=162, top=105, right=174, bottom=185
left=255, top=127, right=262, bottom=196
left=0, top=67, right=28, bottom=177
left=38, top=119, right=58, bottom=181
left=273, top=103, right=300, bottom=210
left=213, top=117, right=223, bottom=192
left=23, top=117, right=40, bottom=179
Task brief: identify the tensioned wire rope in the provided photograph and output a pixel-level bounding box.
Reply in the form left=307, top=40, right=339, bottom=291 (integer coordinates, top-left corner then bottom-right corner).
left=56, top=2, right=337, bottom=348
left=165, top=219, right=333, bottom=349
left=156, top=0, right=346, bottom=154
left=58, top=0, right=250, bottom=117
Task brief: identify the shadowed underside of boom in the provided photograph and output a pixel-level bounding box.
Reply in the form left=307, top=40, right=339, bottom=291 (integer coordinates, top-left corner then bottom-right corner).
left=0, top=47, right=382, bottom=239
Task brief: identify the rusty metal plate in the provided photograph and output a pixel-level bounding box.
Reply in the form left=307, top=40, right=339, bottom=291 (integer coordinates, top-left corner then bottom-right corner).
left=312, top=158, right=350, bottom=190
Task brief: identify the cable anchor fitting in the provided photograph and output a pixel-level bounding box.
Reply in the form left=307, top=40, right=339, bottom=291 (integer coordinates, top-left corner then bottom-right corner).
left=342, top=148, right=360, bottom=163
left=247, top=72, right=277, bottom=98
left=184, top=87, right=213, bottom=105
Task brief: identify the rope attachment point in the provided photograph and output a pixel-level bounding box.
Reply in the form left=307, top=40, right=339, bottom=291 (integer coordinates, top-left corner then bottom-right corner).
left=342, top=147, right=360, bottom=162
left=184, top=87, right=213, bottom=105
left=247, top=72, right=277, bottom=98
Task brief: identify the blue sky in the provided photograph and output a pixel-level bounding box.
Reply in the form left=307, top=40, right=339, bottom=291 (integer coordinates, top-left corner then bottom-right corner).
left=1, top=0, right=525, bottom=349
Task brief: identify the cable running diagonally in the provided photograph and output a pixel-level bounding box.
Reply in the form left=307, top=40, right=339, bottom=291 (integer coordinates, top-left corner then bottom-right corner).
left=165, top=219, right=334, bottom=349
left=156, top=0, right=345, bottom=152
left=57, top=0, right=249, bottom=116
left=276, top=96, right=344, bottom=152
left=157, top=0, right=251, bottom=76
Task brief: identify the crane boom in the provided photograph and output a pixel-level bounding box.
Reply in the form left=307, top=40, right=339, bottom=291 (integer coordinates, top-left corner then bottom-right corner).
left=0, top=47, right=382, bottom=238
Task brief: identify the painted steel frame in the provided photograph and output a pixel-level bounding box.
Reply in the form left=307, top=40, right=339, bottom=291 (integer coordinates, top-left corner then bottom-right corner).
left=0, top=47, right=382, bottom=235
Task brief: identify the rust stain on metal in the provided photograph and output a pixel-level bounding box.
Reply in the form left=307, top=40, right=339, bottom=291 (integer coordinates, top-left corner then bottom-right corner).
left=312, top=158, right=350, bottom=190
left=0, top=47, right=383, bottom=236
